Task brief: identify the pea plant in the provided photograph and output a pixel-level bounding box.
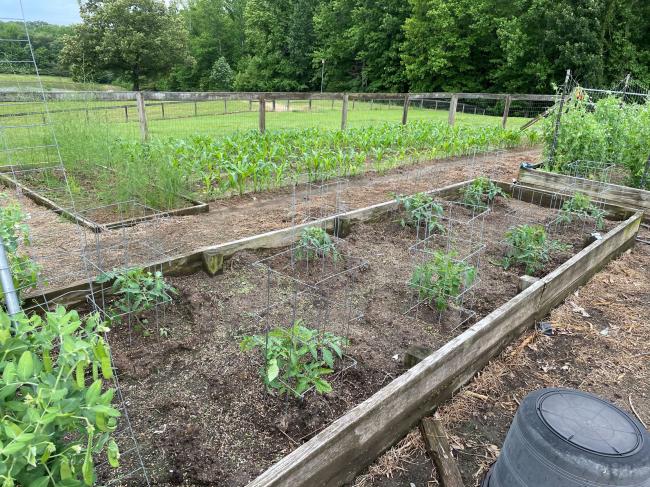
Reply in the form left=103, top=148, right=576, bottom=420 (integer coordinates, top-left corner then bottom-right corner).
left=502, top=224, right=568, bottom=274
left=0, top=198, right=42, bottom=302
left=240, top=320, right=348, bottom=397
left=395, top=193, right=445, bottom=233
left=558, top=192, right=605, bottom=229
left=295, top=226, right=340, bottom=261
left=0, top=306, right=120, bottom=486
left=409, top=251, right=476, bottom=312
left=97, top=267, right=177, bottom=316
left=461, top=177, right=508, bottom=209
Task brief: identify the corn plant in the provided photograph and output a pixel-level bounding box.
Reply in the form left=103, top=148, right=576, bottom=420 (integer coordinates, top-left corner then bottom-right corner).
left=240, top=320, right=348, bottom=397
left=558, top=192, right=606, bottom=229
left=295, top=226, right=339, bottom=261
left=0, top=306, right=120, bottom=486
left=502, top=224, right=568, bottom=274
left=395, top=193, right=445, bottom=233
left=0, top=198, right=42, bottom=303
left=461, top=177, right=508, bottom=209
left=97, top=267, right=176, bottom=316
left=409, top=251, right=476, bottom=311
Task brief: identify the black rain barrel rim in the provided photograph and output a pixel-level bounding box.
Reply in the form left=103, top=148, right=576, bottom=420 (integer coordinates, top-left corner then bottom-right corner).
left=535, top=389, right=644, bottom=458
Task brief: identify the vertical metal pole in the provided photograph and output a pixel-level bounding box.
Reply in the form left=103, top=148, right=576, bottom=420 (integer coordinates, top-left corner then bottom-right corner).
left=0, top=238, right=21, bottom=318
left=321, top=59, right=325, bottom=93
left=548, top=69, right=571, bottom=167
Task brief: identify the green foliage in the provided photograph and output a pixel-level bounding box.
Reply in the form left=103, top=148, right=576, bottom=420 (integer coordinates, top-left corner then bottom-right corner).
left=296, top=227, right=339, bottom=261
left=0, top=199, right=41, bottom=302
left=543, top=93, right=650, bottom=189
left=395, top=192, right=444, bottom=232
left=240, top=321, right=348, bottom=397
left=207, top=56, right=235, bottom=91
left=97, top=267, right=176, bottom=315
left=409, top=251, right=476, bottom=311
left=61, top=0, right=189, bottom=90
left=461, top=177, right=508, bottom=209
left=558, top=192, right=606, bottom=230
left=502, top=224, right=567, bottom=275
left=0, top=306, right=120, bottom=486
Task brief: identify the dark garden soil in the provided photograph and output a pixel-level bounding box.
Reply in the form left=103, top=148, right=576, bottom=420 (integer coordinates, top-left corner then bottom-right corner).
left=353, top=226, right=650, bottom=487
left=97, top=195, right=614, bottom=486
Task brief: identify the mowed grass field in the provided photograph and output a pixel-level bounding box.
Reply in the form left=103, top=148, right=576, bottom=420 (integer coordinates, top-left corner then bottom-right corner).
left=0, top=96, right=531, bottom=155
left=0, top=73, right=124, bottom=91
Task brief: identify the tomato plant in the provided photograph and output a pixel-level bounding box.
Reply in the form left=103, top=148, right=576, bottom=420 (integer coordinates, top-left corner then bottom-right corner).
left=97, top=267, right=176, bottom=316
left=240, top=320, right=347, bottom=397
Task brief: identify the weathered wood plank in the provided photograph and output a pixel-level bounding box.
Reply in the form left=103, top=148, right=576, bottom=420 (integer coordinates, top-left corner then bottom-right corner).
left=518, top=167, right=650, bottom=218
left=420, top=418, right=464, bottom=487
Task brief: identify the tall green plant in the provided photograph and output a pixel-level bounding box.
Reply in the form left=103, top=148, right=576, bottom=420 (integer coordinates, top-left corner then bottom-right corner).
left=502, top=224, right=567, bottom=274
left=0, top=306, right=120, bottom=486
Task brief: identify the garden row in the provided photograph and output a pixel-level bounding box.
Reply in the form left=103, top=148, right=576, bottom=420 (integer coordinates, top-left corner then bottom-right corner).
left=5, top=120, right=537, bottom=225
left=0, top=178, right=618, bottom=486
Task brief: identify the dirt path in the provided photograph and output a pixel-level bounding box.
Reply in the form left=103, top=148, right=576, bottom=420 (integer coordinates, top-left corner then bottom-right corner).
left=353, top=227, right=650, bottom=487
left=12, top=146, right=540, bottom=290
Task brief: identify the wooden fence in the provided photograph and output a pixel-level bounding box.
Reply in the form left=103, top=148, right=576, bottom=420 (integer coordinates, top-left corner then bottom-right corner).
left=0, top=90, right=557, bottom=141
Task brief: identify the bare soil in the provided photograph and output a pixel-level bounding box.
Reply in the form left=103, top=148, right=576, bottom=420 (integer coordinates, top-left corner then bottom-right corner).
left=8, top=146, right=540, bottom=290
left=353, top=226, right=650, bottom=487
left=98, top=195, right=607, bottom=486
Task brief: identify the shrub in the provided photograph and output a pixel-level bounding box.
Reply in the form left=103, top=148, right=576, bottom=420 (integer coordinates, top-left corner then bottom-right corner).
left=295, top=226, right=339, bottom=261
left=240, top=320, right=348, bottom=397
left=558, top=192, right=605, bottom=229
left=502, top=224, right=567, bottom=274
left=461, top=177, right=508, bottom=209
left=409, top=251, right=476, bottom=311
left=395, top=193, right=445, bottom=233
left=97, top=267, right=176, bottom=316
left=0, top=306, right=120, bottom=486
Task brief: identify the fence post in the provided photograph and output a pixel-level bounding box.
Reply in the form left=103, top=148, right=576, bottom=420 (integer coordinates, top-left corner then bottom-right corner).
left=161, top=102, right=165, bottom=119
left=194, top=102, right=198, bottom=116
left=135, top=91, right=149, bottom=142
left=124, top=105, right=128, bottom=122
left=259, top=95, right=266, bottom=134
left=501, top=95, right=512, bottom=129
left=224, top=99, right=227, bottom=113
left=272, top=99, right=276, bottom=111
left=309, top=98, right=312, bottom=111
left=448, top=94, right=458, bottom=126
left=249, top=100, right=252, bottom=111
left=549, top=69, right=571, bottom=166
left=341, top=94, right=349, bottom=130
left=402, top=95, right=410, bottom=125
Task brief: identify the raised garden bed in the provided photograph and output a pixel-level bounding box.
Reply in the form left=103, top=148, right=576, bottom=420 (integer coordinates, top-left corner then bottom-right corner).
left=0, top=165, right=208, bottom=232
left=72, top=182, right=639, bottom=486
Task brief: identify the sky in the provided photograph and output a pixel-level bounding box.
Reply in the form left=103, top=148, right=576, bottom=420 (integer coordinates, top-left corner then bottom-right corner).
left=0, top=0, right=81, bottom=25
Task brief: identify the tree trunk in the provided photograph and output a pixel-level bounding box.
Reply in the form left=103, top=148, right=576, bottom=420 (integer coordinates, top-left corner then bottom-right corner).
left=132, top=67, right=140, bottom=91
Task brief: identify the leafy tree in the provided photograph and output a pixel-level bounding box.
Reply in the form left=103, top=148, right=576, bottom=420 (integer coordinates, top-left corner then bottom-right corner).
left=60, top=0, right=190, bottom=90
left=208, top=56, right=235, bottom=90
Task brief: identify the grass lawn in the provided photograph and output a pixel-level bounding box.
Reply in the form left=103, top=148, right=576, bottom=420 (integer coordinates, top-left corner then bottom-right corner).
left=0, top=73, right=124, bottom=92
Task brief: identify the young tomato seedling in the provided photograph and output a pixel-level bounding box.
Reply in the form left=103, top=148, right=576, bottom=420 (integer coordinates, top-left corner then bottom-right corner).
left=295, top=226, right=340, bottom=261
left=409, top=251, right=476, bottom=312
left=502, top=224, right=568, bottom=275
left=240, top=320, right=348, bottom=397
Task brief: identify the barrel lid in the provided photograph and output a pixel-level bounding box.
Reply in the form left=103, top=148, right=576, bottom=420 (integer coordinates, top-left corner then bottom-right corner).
left=537, top=390, right=643, bottom=457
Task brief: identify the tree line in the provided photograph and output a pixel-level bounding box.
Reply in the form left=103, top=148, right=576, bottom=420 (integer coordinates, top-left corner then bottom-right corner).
left=4, top=0, right=650, bottom=94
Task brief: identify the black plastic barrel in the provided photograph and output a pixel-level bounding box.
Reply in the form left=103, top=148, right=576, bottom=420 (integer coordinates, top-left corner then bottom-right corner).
left=483, top=388, right=650, bottom=486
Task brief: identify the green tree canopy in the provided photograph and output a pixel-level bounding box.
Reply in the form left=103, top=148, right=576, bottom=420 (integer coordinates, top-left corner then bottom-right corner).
left=60, top=0, right=190, bottom=90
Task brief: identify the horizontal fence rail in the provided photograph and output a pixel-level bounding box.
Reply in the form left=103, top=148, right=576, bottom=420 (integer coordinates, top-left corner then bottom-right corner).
left=0, top=90, right=557, bottom=144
